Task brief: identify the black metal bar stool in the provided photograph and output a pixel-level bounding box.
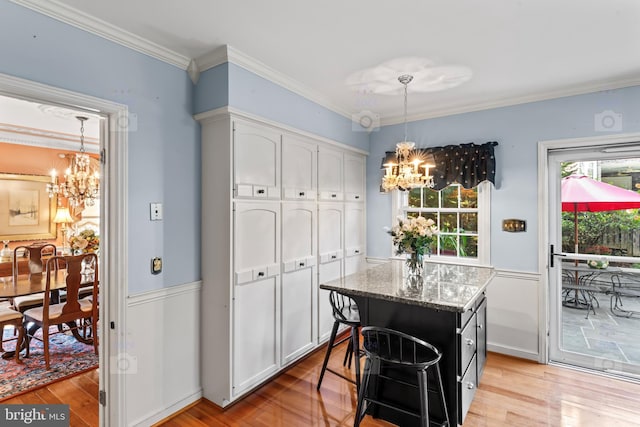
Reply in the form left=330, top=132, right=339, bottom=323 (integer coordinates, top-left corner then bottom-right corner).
left=317, top=290, right=361, bottom=392
left=354, top=326, right=449, bottom=427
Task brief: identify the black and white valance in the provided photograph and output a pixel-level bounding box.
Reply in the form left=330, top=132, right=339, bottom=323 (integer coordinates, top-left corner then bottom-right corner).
left=381, top=141, right=498, bottom=190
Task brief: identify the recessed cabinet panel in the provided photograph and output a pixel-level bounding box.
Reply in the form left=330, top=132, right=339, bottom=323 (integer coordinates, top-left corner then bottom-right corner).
left=234, top=202, right=280, bottom=275
left=318, top=204, right=343, bottom=259
left=344, top=153, right=365, bottom=201
left=233, top=276, right=278, bottom=395
left=282, top=203, right=315, bottom=264
left=318, top=260, right=342, bottom=342
left=282, top=136, right=317, bottom=200
left=234, top=120, right=281, bottom=197
left=281, top=267, right=315, bottom=365
left=318, top=147, right=343, bottom=200
left=345, top=202, right=365, bottom=253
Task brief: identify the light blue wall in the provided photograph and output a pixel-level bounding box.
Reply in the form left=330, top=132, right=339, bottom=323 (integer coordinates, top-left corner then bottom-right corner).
left=0, top=0, right=201, bottom=294
left=226, top=63, right=369, bottom=151
left=368, top=86, right=640, bottom=272
left=194, top=63, right=229, bottom=113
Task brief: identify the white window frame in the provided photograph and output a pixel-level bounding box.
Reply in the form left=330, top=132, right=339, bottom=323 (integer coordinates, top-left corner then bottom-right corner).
left=391, top=182, right=491, bottom=266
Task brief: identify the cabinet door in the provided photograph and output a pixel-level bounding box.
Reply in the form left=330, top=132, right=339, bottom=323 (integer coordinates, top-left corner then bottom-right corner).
left=317, top=203, right=344, bottom=341
left=318, top=260, right=342, bottom=342
left=234, top=202, right=280, bottom=284
left=282, top=135, right=317, bottom=201
left=344, top=153, right=365, bottom=202
left=281, top=202, right=317, bottom=364
left=282, top=267, right=316, bottom=364
left=233, top=276, right=278, bottom=395
left=318, top=147, right=343, bottom=201
left=234, top=120, right=281, bottom=199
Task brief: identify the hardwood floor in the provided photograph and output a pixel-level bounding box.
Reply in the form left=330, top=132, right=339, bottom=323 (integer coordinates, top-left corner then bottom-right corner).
left=5, top=343, right=640, bottom=426
left=2, top=368, right=99, bottom=427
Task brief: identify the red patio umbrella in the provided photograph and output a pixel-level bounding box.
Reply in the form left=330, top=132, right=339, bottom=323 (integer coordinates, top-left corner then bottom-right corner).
left=561, top=174, right=640, bottom=253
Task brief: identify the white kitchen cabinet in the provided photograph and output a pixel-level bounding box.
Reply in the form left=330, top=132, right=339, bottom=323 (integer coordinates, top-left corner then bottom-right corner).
left=281, top=202, right=317, bottom=365
left=318, top=202, right=344, bottom=341
left=234, top=202, right=280, bottom=285
left=344, top=202, right=366, bottom=276
left=234, top=120, right=281, bottom=199
left=318, top=146, right=344, bottom=201
left=282, top=134, right=317, bottom=201
left=198, top=110, right=367, bottom=407
left=344, top=152, right=366, bottom=202
left=233, top=276, right=278, bottom=396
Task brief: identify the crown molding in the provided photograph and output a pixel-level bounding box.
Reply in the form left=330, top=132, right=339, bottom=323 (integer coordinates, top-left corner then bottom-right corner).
left=0, top=122, right=100, bottom=153
left=380, top=76, right=640, bottom=126
left=195, top=45, right=352, bottom=119
left=11, top=0, right=191, bottom=70
left=195, top=105, right=368, bottom=155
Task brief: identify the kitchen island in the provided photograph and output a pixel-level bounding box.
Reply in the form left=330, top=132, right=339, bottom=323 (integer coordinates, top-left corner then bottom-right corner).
left=320, top=260, right=494, bottom=426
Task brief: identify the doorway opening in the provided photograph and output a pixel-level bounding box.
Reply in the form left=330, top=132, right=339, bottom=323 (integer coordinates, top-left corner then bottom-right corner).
left=0, top=72, right=129, bottom=426
left=545, top=137, right=640, bottom=382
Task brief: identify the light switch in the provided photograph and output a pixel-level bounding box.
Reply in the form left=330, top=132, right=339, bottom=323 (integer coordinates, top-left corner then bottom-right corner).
left=150, top=203, right=162, bottom=221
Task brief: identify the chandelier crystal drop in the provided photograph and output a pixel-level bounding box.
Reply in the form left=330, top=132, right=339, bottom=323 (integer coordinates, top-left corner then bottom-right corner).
left=381, top=75, right=435, bottom=192
left=46, top=116, right=100, bottom=208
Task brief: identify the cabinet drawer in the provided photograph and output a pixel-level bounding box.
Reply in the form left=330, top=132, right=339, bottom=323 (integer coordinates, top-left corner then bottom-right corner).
left=458, top=354, right=478, bottom=424
left=459, top=314, right=477, bottom=376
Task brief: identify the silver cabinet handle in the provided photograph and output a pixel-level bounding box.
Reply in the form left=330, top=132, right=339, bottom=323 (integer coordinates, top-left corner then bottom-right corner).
left=465, top=338, right=474, bottom=346
left=258, top=271, right=265, bottom=277
left=257, top=189, right=265, bottom=194
left=355, top=195, right=360, bottom=199
left=331, top=255, right=337, bottom=259
left=299, top=192, right=305, bottom=196
left=478, top=324, right=484, bottom=330
left=331, top=194, right=337, bottom=198
left=299, top=262, right=305, bottom=267
left=466, top=382, right=475, bottom=390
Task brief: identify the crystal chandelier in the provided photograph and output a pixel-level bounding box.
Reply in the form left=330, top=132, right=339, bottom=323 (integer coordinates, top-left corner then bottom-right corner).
left=46, top=116, right=100, bottom=208
left=381, top=75, right=435, bottom=192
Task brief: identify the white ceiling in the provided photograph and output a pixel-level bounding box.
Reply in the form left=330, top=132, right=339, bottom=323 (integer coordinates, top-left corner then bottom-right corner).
left=15, top=0, right=640, bottom=123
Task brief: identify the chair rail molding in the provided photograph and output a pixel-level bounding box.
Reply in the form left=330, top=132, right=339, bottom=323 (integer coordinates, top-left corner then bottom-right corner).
left=0, top=71, right=129, bottom=427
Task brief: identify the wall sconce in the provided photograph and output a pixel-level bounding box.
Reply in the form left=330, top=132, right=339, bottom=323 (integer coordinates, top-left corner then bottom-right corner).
left=502, top=219, right=526, bottom=232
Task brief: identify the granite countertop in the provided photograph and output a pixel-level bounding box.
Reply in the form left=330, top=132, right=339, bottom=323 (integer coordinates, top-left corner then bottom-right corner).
left=320, top=260, right=495, bottom=312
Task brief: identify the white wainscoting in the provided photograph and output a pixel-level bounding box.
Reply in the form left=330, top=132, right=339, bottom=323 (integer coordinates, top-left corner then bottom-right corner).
left=125, top=281, right=202, bottom=427
left=486, top=269, right=541, bottom=361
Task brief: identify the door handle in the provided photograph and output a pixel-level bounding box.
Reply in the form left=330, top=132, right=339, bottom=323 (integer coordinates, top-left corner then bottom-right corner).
left=550, top=244, right=566, bottom=267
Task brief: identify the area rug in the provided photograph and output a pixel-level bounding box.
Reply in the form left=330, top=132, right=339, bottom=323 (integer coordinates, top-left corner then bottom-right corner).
left=0, top=326, right=98, bottom=401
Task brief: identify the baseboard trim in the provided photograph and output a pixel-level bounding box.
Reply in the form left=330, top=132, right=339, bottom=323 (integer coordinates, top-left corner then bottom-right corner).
left=487, top=343, right=539, bottom=361
left=130, top=388, right=203, bottom=427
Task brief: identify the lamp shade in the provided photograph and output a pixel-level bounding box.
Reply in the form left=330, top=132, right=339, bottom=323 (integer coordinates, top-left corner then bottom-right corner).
left=53, top=207, right=74, bottom=224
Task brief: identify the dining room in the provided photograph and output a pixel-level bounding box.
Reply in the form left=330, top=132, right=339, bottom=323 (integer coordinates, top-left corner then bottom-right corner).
left=0, top=96, right=102, bottom=424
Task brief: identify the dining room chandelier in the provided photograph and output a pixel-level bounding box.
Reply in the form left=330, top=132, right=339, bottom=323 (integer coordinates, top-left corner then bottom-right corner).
left=46, top=116, right=100, bottom=208
left=381, top=75, right=435, bottom=192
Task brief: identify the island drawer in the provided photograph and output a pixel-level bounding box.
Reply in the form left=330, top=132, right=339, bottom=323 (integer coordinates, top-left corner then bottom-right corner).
left=459, top=314, right=477, bottom=376
left=458, top=354, right=478, bottom=424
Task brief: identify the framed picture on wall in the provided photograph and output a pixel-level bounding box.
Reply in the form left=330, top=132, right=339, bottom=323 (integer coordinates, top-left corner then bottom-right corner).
left=0, top=173, right=56, bottom=241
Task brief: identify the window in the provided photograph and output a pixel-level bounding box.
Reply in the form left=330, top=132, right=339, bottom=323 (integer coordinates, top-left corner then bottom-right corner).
left=396, top=182, right=490, bottom=264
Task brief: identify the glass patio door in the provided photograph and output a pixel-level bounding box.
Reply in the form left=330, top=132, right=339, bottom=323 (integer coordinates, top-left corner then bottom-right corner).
left=548, top=144, right=640, bottom=380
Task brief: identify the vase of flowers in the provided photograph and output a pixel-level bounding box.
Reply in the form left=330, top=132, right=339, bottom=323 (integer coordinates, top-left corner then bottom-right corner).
left=387, top=216, right=438, bottom=278
left=69, top=229, right=100, bottom=255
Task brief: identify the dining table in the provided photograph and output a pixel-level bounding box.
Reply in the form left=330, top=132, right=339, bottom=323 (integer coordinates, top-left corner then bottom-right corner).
left=0, top=270, right=96, bottom=359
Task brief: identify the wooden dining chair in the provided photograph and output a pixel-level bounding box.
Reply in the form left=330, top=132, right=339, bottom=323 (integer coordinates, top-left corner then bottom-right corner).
left=0, top=307, right=25, bottom=363
left=10, top=243, right=58, bottom=314
left=23, top=253, right=98, bottom=370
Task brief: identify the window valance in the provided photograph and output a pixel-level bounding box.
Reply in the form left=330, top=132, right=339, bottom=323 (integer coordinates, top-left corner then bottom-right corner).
left=381, top=141, right=498, bottom=190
